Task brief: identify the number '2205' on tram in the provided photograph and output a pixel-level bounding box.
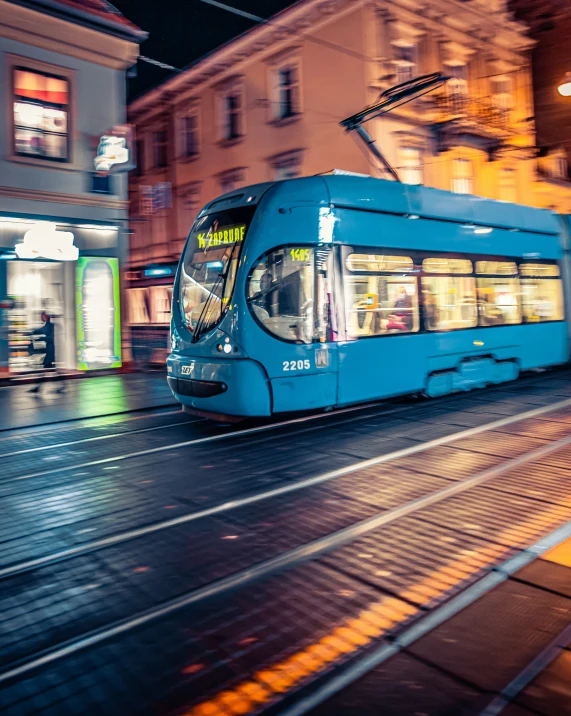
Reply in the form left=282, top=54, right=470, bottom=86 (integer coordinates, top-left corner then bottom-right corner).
left=167, top=174, right=570, bottom=419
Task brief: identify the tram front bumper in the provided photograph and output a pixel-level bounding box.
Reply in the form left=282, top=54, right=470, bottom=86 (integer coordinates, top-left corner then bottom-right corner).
left=166, top=355, right=271, bottom=417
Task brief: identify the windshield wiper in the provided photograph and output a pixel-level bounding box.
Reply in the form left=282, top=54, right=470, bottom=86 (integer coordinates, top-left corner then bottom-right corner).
left=192, top=272, right=223, bottom=343
left=191, top=240, right=242, bottom=343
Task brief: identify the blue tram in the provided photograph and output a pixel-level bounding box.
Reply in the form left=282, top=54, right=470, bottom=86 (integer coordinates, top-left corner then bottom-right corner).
left=167, top=174, right=570, bottom=419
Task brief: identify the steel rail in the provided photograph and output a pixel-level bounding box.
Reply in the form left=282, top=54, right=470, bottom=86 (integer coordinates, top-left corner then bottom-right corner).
left=2, top=396, right=571, bottom=579
left=1, top=414, right=571, bottom=685
left=281, top=519, right=571, bottom=716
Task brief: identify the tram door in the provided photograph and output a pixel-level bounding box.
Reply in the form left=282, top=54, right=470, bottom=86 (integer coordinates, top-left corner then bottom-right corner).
left=249, top=244, right=338, bottom=412
left=337, top=252, right=425, bottom=404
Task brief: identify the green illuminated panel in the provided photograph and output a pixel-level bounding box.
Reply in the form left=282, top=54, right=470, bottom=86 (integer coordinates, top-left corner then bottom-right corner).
left=76, top=257, right=121, bottom=370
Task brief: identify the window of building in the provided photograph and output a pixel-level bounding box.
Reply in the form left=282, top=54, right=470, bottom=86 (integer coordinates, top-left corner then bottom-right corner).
left=271, top=64, right=300, bottom=120
left=270, top=149, right=303, bottom=181
left=128, top=288, right=150, bottom=324
left=274, top=165, right=300, bottom=181
left=399, top=147, right=423, bottom=185
left=179, top=112, right=199, bottom=158
left=220, top=176, right=235, bottom=194
left=499, top=167, right=517, bottom=203
left=491, top=76, right=513, bottom=110
left=218, top=168, right=246, bottom=195
left=520, top=263, right=564, bottom=322
left=90, top=173, right=112, bottom=194
left=152, top=128, right=167, bottom=168
left=476, top=268, right=521, bottom=325
left=345, top=253, right=418, bottom=337
left=421, top=275, right=477, bottom=331
left=446, top=63, right=468, bottom=96
left=451, top=158, right=473, bottom=194
left=552, top=155, right=568, bottom=180
left=393, top=44, right=416, bottom=85
left=149, top=286, right=173, bottom=324
left=218, top=92, right=243, bottom=141
left=178, top=183, right=201, bottom=236
left=134, top=138, right=144, bottom=176
left=13, top=67, right=69, bottom=161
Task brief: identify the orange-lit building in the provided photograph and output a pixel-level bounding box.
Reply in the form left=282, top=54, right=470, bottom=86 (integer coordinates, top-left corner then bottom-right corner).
left=510, top=0, right=571, bottom=205
left=127, top=0, right=571, bottom=359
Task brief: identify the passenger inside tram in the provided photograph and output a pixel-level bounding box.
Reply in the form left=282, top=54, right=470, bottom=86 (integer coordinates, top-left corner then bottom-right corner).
left=422, top=289, right=439, bottom=330
left=347, top=277, right=419, bottom=337
left=479, top=292, right=505, bottom=326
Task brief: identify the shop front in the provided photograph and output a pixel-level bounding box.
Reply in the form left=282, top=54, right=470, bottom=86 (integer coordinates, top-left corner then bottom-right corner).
left=0, top=216, right=122, bottom=376
left=125, top=263, right=176, bottom=367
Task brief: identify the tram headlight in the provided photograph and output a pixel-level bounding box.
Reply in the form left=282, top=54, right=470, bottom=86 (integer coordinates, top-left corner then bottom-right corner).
left=217, top=336, right=233, bottom=354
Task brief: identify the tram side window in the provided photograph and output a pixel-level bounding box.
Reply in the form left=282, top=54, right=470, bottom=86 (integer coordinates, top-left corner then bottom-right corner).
left=476, top=261, right=520, bottom=326
left=421, top=257, right=477, bottom=331
left=247, top=246, right=315, bottom=343
left=420, top=276, right=477, bottom=330
left=520, top=263, right=564, bottom=323
left=345, top=274, right=419, bottom=338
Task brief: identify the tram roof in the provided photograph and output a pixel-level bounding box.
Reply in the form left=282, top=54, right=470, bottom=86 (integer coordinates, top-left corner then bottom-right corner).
left=320, top=174, right=561, bottom=236
left=203, top=174, right=561, bottom=238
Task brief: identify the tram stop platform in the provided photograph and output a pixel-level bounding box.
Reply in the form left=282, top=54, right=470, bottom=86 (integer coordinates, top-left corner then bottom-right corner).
left=308, top=533, right=571, bottom=716
left=0, top=371, right=176, bottom=431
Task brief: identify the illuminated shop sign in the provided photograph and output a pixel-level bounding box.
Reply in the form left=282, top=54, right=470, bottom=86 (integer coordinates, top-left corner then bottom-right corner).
left=15, top=222, right=78, bottom=261
left=94, top=125, right=134, bottom=173
left=144, top=266, right=173, bottom=277
left=197, top=224, right=246, bottom=249
left=76, top=257, right=121, bottom=370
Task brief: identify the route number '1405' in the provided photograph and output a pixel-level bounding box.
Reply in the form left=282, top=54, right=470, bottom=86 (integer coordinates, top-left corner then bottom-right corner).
left=283, top=359, right=310, bottom=371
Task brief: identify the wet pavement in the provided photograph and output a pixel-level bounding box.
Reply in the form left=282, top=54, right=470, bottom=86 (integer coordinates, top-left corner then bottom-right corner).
left=0, top=372, right=175, bottom=430
left=0, top=369, right=570, bottom=715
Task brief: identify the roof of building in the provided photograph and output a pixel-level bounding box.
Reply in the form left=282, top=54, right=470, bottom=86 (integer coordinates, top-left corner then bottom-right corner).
left=509, top=0, right=571, bottom=33
left=7, top=0, right=147, bottom=41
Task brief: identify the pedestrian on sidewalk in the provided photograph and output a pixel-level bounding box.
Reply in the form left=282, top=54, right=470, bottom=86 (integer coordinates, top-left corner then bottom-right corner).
left=28, top=312, right=65, bottom=395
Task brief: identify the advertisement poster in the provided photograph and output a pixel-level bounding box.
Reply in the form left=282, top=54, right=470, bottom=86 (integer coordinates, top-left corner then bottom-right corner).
left=76, top=257, right=121, bottom=370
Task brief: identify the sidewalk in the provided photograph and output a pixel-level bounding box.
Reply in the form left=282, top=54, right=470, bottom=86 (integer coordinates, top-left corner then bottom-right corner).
left=0, top=372, right=177, bottom=431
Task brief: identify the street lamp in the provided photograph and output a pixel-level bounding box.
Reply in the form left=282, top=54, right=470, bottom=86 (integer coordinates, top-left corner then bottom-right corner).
left=558, top=73, right=571, bottom=96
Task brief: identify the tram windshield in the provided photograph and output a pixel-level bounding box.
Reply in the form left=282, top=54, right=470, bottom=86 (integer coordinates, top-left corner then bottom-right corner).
left=179, top=205, right=255, bottom=339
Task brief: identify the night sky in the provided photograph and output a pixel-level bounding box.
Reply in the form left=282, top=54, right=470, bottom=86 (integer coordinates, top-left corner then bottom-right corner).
left=112, top=0, right=300, bottom=100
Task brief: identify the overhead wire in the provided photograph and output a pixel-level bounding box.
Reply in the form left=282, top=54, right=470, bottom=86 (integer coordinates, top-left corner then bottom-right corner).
left=196, top=0, right=370, bottom=62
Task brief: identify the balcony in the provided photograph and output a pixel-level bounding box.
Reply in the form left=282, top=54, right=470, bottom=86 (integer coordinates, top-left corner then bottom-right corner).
left=431, top=93, right=515, bottom=158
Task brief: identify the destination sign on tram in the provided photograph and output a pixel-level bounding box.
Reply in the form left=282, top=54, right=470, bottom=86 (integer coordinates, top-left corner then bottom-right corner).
left=197, top=224, right=246, bottom=249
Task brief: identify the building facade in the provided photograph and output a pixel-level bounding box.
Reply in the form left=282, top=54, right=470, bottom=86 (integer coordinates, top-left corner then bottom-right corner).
left=510, top=1, right=571, bottom=194
left=0, top=0, right=145, bottom=376
left=127, top=0, right=571, bottom=358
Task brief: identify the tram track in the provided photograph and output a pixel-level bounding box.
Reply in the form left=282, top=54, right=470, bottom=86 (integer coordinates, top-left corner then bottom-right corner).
left=0, top=366, right=567, bottom=458
left=0, top=415, right=204, bottom=458
left=3, top=395, right=571, bottom=580
left=278, top=521, right=571, bottom=716
left=0, top=402, right=180, bottom=436
left=0, top=399, right=427, bottom=486
left=3, top=371, right=571, bottom=491
left=0, top=395, right=401, bottom=464
left=2, top=398, right=571, bottom=690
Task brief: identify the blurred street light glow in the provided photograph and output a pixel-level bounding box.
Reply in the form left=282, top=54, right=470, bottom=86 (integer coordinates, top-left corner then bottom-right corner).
left=558, top=73, right=571, bottom=96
